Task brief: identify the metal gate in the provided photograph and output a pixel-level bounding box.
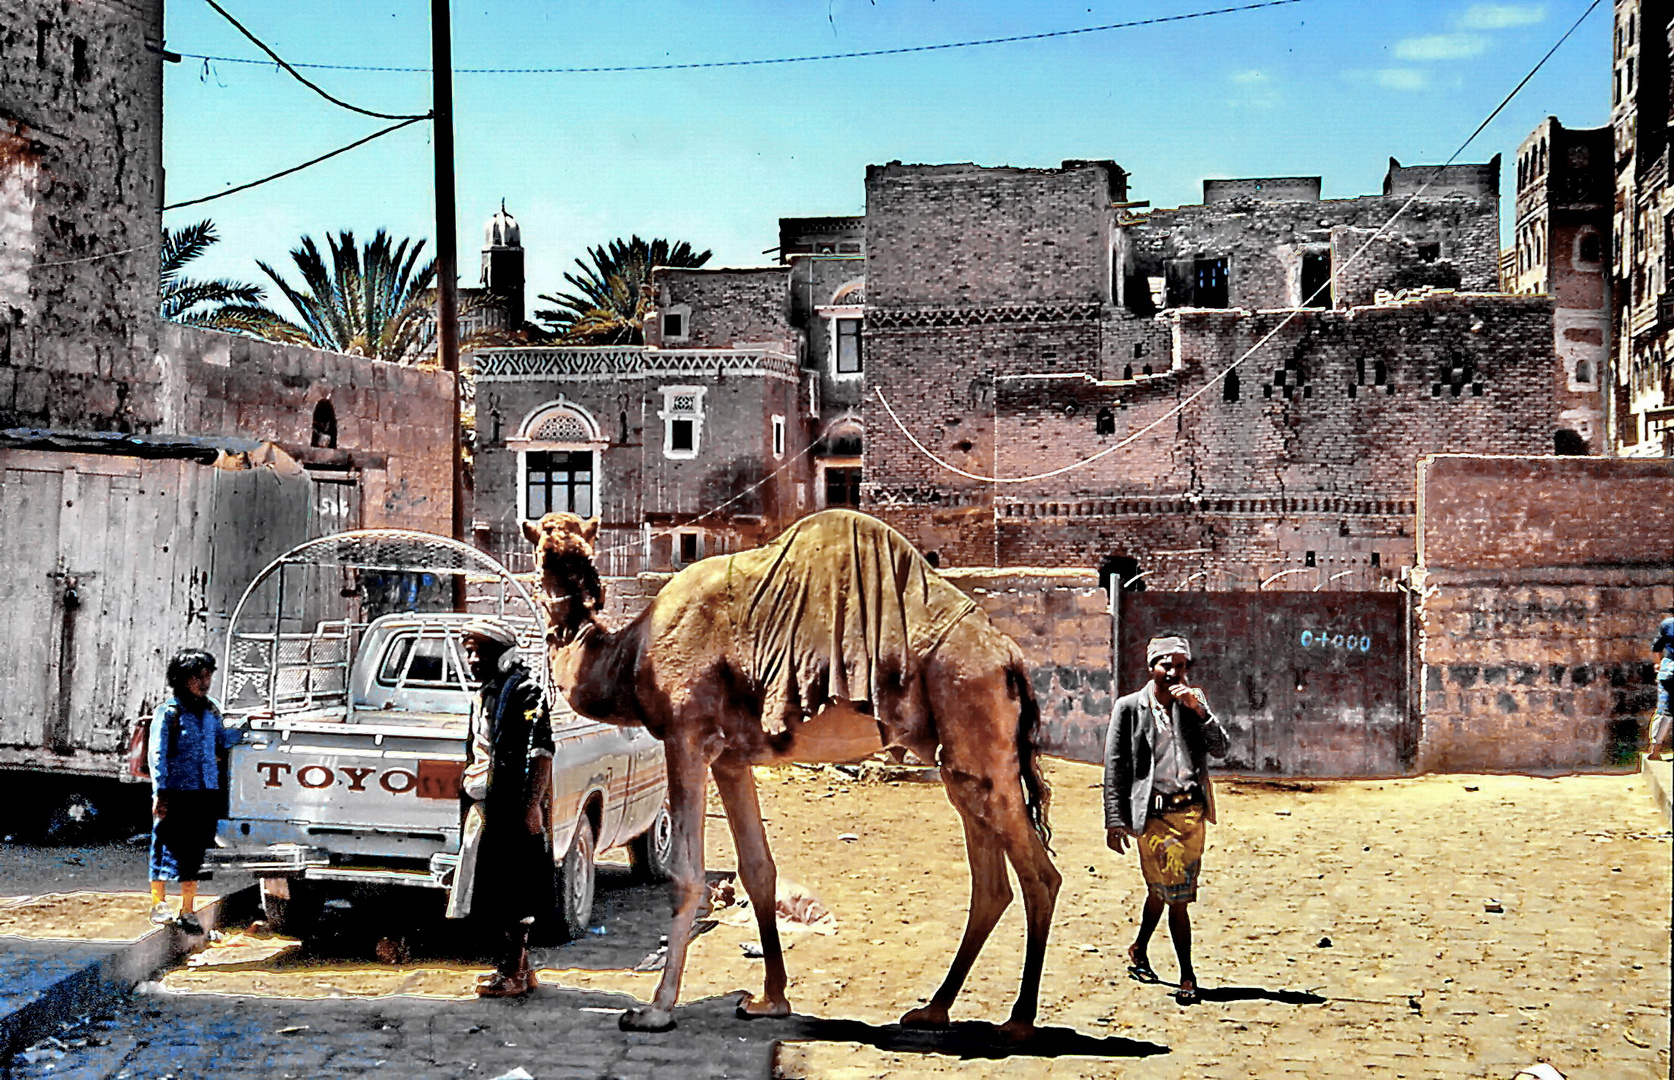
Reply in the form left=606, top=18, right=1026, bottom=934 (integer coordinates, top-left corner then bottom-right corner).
left=1116, top=590, right=1414, bottom=777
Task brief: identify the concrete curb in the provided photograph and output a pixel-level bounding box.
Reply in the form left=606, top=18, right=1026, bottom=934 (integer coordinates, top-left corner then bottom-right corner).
left=0, top=886, right=254, bottom=1061
left=1643, top=753, right=1673, bottom=825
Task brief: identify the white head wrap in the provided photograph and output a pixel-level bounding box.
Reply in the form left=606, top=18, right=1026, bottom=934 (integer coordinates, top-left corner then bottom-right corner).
left=461, top=618, right=518, bottom=648
left=1146, top=635, right=1192, bottom=665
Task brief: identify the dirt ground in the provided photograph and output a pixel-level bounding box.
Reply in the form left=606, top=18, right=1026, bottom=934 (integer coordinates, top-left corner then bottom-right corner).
left=7, top=762, right=1670, bottom=1078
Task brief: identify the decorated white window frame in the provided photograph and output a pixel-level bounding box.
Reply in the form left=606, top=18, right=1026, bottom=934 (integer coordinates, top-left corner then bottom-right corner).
left=658, top=385, right=707, bottom=460
left=509, top=399, right=607, bottom=521
left=819, top=305, right=865, bottom=380
left=771, top=414, right=786, bottom=459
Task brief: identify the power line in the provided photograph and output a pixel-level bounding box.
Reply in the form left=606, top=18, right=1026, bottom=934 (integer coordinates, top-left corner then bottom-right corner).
left=202, top=0, right=429, bottom=120
left=876, top=0, right=1605, bottom=486
left=170, top=1, right=1305, bottom=75
left=163, top=116, right=427, bottom=211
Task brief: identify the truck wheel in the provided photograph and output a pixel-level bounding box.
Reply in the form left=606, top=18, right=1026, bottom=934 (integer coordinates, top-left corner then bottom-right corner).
left=628, top=801, right=676, bottom=883
left=260, top=877, right=317, bottom=940
left=553, top=817, right=597, bottom=941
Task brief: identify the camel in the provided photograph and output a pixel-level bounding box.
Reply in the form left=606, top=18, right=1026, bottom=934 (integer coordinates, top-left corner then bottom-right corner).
left=522, top=508, right=1060, bottom=1038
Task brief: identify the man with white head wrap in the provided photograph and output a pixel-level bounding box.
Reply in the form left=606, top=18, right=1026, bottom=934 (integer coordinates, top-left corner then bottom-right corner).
left=1104, top=631, right=1228, bottom=1005
left=448, top=618, right=554, bottom=997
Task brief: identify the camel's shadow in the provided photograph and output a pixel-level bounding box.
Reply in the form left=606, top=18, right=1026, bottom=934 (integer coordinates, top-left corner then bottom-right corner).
left=773, top=1012, right=1169, bottom=1060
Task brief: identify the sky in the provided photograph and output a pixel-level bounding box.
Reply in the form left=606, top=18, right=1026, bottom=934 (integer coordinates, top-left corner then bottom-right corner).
left=160, top=0, right=1610, bottom=323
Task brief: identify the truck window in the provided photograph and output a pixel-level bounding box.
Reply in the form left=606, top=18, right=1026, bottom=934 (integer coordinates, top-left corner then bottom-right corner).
left=376, top=634, right=473, bottom=690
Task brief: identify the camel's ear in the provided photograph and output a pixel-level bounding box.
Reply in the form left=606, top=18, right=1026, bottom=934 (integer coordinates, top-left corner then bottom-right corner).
left=581, top=517, right=599, bottom=545
left=521, top=519, right=542, bottom=544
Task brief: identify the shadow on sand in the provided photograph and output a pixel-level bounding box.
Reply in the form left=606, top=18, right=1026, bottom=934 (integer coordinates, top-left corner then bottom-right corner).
left=772, top=1013, right=1169, bottom=1061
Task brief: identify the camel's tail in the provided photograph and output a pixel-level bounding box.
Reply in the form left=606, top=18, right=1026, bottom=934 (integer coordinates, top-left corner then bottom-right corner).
left=1005, top=651, right=1053, bottom=855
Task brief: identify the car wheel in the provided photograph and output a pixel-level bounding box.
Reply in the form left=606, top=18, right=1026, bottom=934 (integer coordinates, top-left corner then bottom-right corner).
left=259, top=877, right=317, bottom=940
left=628, top=800, right=676, bottom=883
left=554, top=816, right=597, bottom=941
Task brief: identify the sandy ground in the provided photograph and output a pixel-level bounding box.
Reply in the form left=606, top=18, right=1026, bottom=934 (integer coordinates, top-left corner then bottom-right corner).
left=6, top=762, right=1669, bottom=1078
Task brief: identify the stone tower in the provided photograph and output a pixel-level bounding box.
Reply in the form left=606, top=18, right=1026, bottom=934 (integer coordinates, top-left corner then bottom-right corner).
left=482, top=201, right=525, bottom=331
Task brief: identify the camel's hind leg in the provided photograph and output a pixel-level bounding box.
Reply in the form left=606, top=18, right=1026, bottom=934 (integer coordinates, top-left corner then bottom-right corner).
left=900, top=813, right=1011, bottom=1030
left=621, top=736, right=709, bottom=1032
left=910, top=621, right=1062, bottom=1040
left=711, top=755, right=792, bottom=1019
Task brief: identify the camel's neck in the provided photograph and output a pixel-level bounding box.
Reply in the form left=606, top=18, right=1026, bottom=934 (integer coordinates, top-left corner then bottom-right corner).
left=550, top=615, right=642, bottom=725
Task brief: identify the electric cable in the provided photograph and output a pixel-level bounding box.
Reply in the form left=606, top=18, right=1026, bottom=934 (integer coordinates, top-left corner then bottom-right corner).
left=163, top=116, right=427, bottom=211
left=876, top=0, right=1605, bottom=486
left=170, top=1, right=1304, bottom=75
left=202, top=0, right=430, bottom=120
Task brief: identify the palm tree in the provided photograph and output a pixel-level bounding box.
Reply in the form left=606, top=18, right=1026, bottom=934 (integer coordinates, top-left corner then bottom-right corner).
left=159, top=219, right=293, bottom=336
left=535, top=236, right=711, bottom=344
left=254, top=229, right=438, bottom=364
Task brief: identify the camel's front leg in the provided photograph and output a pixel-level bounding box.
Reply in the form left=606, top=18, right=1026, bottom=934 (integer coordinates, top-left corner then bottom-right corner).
left=711, top=756, right=790, bottom=1020
left=620, top=743, right=708, bottom=1032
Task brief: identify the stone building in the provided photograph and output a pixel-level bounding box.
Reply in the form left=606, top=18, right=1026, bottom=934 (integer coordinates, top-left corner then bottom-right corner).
left=862, top=158, right=1558, bottom=590
left=472, top=265, right=806, bottom=574
left=0, top=0, right=454, bottom=785
left=0, top=0, right=454, bottom=522
left=1508, top=118, right=1611, bottom=454
left=1609, top=0, right=1674, bottom=456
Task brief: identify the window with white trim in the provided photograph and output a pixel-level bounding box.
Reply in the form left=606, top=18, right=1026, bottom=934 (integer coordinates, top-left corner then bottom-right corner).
left=511, top=401, right=606, bottom=522
left=660, top=304, right=691, bottom=343
left=658, top=385, right=706, bottom=460
left=772, top=414, right=786, bottom=459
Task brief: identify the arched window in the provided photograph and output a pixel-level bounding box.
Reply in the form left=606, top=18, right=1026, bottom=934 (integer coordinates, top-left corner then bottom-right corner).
left=311, top=400, right=337, bottom=449
left=514, top=401, right=605, bottom=520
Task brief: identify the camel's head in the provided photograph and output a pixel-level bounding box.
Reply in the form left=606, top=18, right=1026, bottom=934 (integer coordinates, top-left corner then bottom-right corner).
left=521, top=513, right=605, bottom=635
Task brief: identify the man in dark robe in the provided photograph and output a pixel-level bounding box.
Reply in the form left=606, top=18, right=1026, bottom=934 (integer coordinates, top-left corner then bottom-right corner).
left=448, top=619, right=554, bottom=997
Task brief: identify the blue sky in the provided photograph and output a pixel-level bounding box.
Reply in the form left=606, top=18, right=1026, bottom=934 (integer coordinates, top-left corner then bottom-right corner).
left=161, top=0, right=1608, bottom=320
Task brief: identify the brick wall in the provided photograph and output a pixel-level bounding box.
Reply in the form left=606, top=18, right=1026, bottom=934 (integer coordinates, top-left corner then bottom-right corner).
left=864, top=161, right=1118, bottom=307
left=1414, top=455, right=1674, bottom=771
left=1330, top=227, right=1463, bottom=308
left=159, top=324, right=455, bottom=533
left=650, top=267, right=794, bottom=350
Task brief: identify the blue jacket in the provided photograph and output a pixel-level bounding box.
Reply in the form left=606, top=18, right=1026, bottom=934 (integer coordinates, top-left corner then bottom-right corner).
left=148, top=696, right=242, bottom=791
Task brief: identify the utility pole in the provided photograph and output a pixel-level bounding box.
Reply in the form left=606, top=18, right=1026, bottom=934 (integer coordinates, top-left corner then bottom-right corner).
left=431, top=0, right=463, bottom=544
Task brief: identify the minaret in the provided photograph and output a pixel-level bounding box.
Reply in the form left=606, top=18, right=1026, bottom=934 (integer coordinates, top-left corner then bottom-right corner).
left=482, top=200, right=525, bottom=330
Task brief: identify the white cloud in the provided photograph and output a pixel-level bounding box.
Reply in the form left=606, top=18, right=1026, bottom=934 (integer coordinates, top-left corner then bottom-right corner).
left=1375, top=68, right=1431, bottom=91
left=1231, top=69, right=1271, bottom=85
left=1455, top=3, right=1546, bottom=30
left=1394, top=33, right=1489, bottom=61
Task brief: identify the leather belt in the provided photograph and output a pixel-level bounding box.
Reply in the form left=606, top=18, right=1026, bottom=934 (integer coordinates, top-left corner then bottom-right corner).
left=1151, top=787, right=1203, bottom=814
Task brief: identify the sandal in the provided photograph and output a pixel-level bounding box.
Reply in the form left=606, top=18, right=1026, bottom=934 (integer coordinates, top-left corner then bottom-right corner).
left=475, top=971, right=531, bottom=998
left=1126, top=945, right=1160, bottom=984
left=1174, top=980, right=1200, bottom=1005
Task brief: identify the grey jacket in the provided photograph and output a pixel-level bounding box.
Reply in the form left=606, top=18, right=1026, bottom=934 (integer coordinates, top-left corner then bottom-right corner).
left=1103, top=684, right=1229, bottom=833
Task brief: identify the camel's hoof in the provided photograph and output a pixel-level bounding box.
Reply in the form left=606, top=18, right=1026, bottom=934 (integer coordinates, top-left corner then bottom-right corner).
left=618, top=1006, right=676, bottom=1033
left=996, top=1019, right=1036, bottom=1043
left=735, top=992, right=791, bottom=1020
left=899, top=1004, right=950, bottom=1030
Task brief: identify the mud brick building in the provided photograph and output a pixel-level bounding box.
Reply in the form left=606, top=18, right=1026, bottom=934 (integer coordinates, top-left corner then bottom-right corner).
left=1508, top=118, right=1611, bottom=453
left=863, top=158, right=1558, bottom=591
left=0, top=0, right=453, bottom=784
left=1609, top=0, right=1674, bottom=455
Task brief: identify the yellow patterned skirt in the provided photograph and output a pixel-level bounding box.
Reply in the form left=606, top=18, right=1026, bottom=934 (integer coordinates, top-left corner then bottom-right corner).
left=1139, top=805, right=1207, bottom=904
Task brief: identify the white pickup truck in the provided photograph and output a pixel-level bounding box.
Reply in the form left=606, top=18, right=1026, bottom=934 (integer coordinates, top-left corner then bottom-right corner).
left=211, top=531, right=671, bottom=941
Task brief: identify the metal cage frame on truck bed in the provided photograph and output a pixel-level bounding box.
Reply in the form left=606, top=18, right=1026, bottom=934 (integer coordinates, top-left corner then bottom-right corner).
left=222, top=530, right=550, bottom=727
